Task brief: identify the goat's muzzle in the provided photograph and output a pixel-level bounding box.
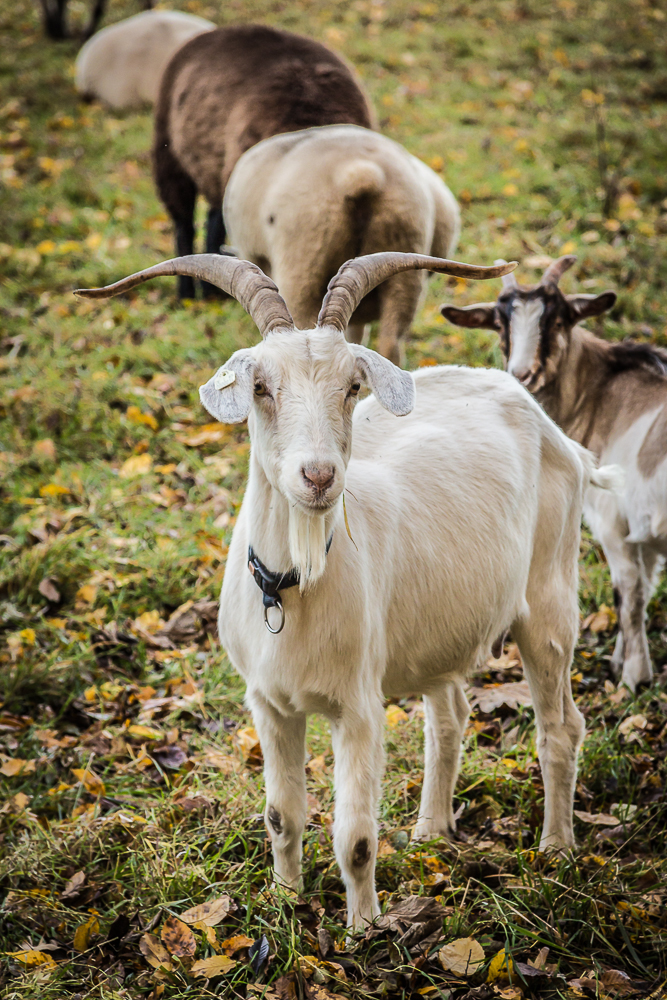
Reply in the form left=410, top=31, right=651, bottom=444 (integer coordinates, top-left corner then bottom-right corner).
left=302, top=464, right=336, bottom=500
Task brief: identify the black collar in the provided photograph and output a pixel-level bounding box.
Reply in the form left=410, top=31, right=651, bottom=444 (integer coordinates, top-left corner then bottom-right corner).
left=247, top=534, right=334, bottom=611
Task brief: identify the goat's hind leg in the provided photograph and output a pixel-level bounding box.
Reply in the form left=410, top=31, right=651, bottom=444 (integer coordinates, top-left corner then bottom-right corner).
left=513, top=607, right=584, bottom=851
left=412, top=680, right=469, bottom=842
left=247, top=691, right=307, bottom=891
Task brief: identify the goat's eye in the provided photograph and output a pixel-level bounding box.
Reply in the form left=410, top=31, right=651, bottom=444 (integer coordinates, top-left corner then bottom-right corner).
left=348, top=382, right=361, bottom=397
left=254, top=381, right=267, bottom=396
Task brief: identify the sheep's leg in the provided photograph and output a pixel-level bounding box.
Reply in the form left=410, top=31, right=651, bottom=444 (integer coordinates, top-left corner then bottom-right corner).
left=512, top=611, right=584, bottom=851
left=331, top=705, right=384, bottom=930
left=375, top=271, right=424, bottom=366
left=247, top=692, right=307, bottom=890
left=202, top=207, right=228, bottom=299
left=412, top=681, right=469, bottom=841
left=601, top=533, right=653, bottom=691
left=153, top=140, right=197, bottom=299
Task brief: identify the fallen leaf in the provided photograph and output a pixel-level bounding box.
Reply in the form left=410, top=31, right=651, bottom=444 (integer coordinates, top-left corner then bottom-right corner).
left=61, top=871, right=86, bottom=900
left=161, top=915, right=196, bottom=958
left=248, top=934, right=270, bottom=976
left=582, top=604, right=617, bottom=633
left=439, top=937, right=485, bottom=976
left=140, top=932, right=174, bottom=971
left=385, top=704, right=409, bottom=727
left=180, top=896, right=235, bottom=927
left=618, top=714, right=647, bottom=737
left=234, top=726, right=262, bottom=763
left=119, top=453, right=152, bottom=478
left=40, top=483, right=69, bottom=497
left=177, top=422, right=231, bottom=447
left=220, top=933, right=254, bottom=955
left=33, top=438, right=57, bottom=462
left=76, top=583, right=97, bottom=605
left=151, top=746, right=187, bottom=769
left=126, top=405, right=158, bottom=431
left=190, top=954, right=236, bottom=978
left=127, top=724, right=162, bottom=740
left=370, top=895, right=447, bottom=937
left=38, top=577, right=61, bottom=602
left=72, top=767, right=105, bottom=796
left=73, top=913, right=100, bottom=952
left=470, top=681, right=532, bottom=713
left=600, top=970, right=639, bottom=995
left=0, top=757, right=36, bottom=777
left=487, top=948, right=514, bottom=983
left=573, top=810, right=624, bottom=827
left=10, top=950, right=57, bottom=969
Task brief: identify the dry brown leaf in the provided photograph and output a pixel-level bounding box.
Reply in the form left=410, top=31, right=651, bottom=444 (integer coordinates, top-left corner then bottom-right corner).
left=38, top=576, right=61, bottom=602
left=574, top=809, right=622, bottom=826
left=439, top=937, right=485, bottom=976
left=73, top=914, right=99, bottom=952
left=61, top=871, right=86, bottom=900
left=177, top=422, right=231, bottom=447
left=219, top=933, right=254, bottom=955
left=161, top=915, right=196, bottom=958
left=234, top=726, right=263, bottom=764
left=71, top=767, right=105, bottom=796
left=583, top=604, right=617, bottom=633
left=600, top=970, right=639, bottom=995
left=0, top=757, right=36, bottom=777
left=470, top=681, right=532, bottom=713
left=180, top=896, right=234, bottom=927
left=190, top=954, right=236, bottom=978
left=618, top=714, right=647, bottom=737
left=140, top=932, right=174, bottom=970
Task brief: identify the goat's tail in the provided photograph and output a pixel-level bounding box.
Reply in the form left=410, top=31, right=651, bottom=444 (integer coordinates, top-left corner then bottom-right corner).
left=336, top=159, right=385, bottom=200
left=589, top=463, right=625, bottom=493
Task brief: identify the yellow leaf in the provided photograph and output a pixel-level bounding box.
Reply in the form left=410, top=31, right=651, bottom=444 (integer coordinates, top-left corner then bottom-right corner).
left=439, top=937, right=485, bottom=976
left=10, top=949, right=57, bottom=969
left=502, top=183, right=519, bottom=197
left=36, top=239, right=56, bottom=254
left=76, top=584, right=97, bottom=605
left=39, top=483, right=69, bottom=497
left=177, top=422, right=231, bottom=447
left=19, top=628, right=36, bottom=645
left=191, top=954, right=237, bottom=978
left=126, top=405, right=159, bottom=431
left=385, top=704, right=409, bottom=727
left=133, top=609, right=164, bottom=634
left=73, top=913, right=100, bottom=952
left=140, top=932, right=174, bottom=970
left=86, top=232, right=103, bottom=250
left=219, top=933, right=254, bottom=955
left=180, top=896, right=234, bottom=927
left=127, top=724, right=162, bottom=740
left=560, top=240, right=577, bottom=254
left=428, top=155, right=444, bottom=171
left=161, top=915, right=196, bottom=958
left=487, top=948, right=514, bottom=982
left=72, top=767, right=105, bottom=796
left=84, top=685, right=98, bottom=702
left=119, top=453, right=152, bottom=478
left=582, top=604, right=616, bottom=633
left=0, top=757, right=36, bottom=777
left=155, top=463, right=177, bottom=474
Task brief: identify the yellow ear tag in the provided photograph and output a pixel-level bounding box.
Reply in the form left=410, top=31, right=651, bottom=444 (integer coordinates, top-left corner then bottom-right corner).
left=214, top=369, right=236, bottom=390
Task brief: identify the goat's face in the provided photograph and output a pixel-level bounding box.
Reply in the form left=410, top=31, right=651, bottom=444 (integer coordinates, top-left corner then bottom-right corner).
left=441, top=282, right=616, bottom=393
left=200, top=327, right=414, bottom=583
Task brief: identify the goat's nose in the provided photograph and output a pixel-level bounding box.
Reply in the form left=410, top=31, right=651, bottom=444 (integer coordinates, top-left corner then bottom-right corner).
left=302, top=465, right=335, bottom=491
left=511, top=367, right=531, bottom=384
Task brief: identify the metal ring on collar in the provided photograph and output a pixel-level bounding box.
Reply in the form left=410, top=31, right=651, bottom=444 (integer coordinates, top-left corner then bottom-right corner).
left=264, top=598, right=285, bottom=634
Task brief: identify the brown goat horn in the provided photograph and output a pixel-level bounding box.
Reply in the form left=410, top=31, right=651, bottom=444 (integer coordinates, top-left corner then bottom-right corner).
left=540, top=254, right=577, bottom=287
left=316, top=253, right=517, bottom=332
left=74, top=254, right=294, bottom=338
left=495, top=258, right=518, bottom=290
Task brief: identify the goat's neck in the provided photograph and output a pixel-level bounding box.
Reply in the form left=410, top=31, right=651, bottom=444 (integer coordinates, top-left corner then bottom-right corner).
left=245, top=453, right=293, bottom=572
left=536, top=326, right=608, bottom=451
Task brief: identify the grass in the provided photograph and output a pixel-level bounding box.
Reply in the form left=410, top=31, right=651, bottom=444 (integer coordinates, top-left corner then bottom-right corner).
left=1, top=0, right=667, bottom=997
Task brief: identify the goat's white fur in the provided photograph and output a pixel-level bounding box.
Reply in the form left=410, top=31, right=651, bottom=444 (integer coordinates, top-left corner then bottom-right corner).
left=75, top=10, right=214, bottom=109
left=200, top=329, right=594, bottom=930
left=223, top=126, right=461, bottom=365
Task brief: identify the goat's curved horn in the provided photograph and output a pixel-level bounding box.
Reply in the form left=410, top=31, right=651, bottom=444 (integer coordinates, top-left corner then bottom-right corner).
left=316, top=252, right=518, bottom=332
left=494, top=258, right=518, bottom=290
left=74, top=254, right=294, bottom=338
left=540, top=254, right=577, bottom=287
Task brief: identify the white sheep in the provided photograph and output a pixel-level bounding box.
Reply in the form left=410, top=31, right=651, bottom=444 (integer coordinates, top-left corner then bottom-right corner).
left=223, top=125, right=460, bottom=364
left=77, top=251, right=610, bottom=930
left=75, top=10, right=215, bottom=109
left=440, top=254, right=661, bottom=692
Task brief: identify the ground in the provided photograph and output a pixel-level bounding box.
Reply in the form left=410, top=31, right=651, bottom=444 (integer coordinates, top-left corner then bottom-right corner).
left=0, top=0, right=666, bottom=998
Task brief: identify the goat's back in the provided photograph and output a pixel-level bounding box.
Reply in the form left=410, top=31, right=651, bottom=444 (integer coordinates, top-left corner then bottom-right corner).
left=75, top=10, right=214, bottom=108
left=154, top=25, right=375, bottom=207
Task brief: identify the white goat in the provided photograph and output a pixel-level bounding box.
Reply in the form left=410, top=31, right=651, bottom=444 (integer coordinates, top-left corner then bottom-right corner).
left=75, top=10, right=214, bottom=109
left=441, top=255, right=660, bottom=692
left=78, top=251, right=605, bottom=930
left=223, top=125, right=460, bottom=364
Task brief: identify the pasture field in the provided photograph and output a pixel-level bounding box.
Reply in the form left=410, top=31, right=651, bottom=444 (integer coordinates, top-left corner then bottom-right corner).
left=1, top=0, right=666, bottom=997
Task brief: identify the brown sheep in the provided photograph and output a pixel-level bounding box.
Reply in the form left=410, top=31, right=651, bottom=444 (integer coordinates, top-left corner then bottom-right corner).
left=153, top=24, right=376, bottom=298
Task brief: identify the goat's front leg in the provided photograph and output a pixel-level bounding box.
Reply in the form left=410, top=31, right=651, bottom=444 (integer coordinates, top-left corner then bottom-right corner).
left=331, top=704, right=384, bottom=930
left=247, top=691, right=307, bottom=891
left=413, top=680, right=469, bottom=842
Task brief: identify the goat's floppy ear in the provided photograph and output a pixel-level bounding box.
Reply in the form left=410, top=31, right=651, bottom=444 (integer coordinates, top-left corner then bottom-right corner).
left=567, top=291, right=617, bottom=321
left=350, top=344, right=415, bottom=416
left=440, top=303, right=499, bottom=329
left=199, top=349, right=256, bottom=424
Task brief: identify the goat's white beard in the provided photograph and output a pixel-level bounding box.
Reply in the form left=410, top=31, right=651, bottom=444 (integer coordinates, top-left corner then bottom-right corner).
left=288, top=507, right=328, bottom=592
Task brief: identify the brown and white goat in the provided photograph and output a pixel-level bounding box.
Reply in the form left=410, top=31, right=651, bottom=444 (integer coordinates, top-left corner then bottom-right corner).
left=153, top=24, right=375, bottom=299
left=441, top=254, right=666, bottom=691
